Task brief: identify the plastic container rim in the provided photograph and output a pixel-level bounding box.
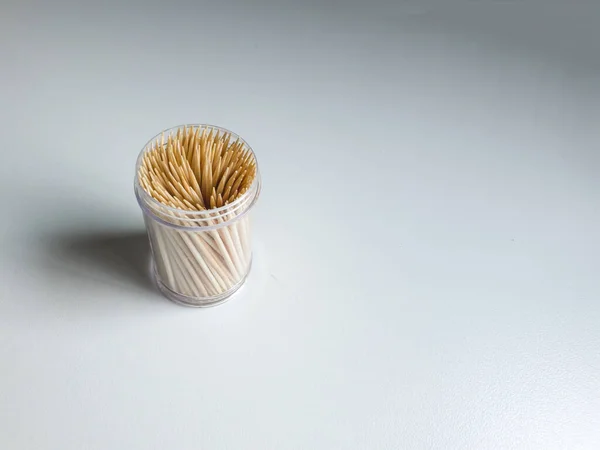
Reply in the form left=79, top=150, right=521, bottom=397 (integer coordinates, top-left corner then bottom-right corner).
left=134, top=123, right=261, bottom=231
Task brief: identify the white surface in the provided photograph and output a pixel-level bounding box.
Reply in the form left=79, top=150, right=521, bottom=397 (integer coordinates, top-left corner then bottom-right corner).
left=1, top=1, right=599, bottom=449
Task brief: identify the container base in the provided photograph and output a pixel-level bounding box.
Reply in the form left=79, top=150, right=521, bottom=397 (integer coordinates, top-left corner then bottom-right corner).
left=151, top=258, right=252, bottom=308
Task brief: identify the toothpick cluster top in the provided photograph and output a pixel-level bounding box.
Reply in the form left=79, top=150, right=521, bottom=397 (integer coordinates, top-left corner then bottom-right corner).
left=138, top=126, right=257, bottom=211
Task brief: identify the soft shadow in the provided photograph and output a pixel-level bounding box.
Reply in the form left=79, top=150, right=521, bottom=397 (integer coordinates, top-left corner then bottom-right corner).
left=46, top=230, right=157, bottom=294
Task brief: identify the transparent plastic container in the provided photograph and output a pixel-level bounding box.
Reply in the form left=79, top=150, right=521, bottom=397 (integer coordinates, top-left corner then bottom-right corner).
left=134, top=124, right=261, bottom=307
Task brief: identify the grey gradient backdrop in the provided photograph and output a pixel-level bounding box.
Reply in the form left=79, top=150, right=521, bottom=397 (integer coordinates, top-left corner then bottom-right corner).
left=1, top=1, right=599, bottom=449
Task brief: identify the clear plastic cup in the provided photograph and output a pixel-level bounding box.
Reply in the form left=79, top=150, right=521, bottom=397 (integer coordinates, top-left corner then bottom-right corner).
left=134, top=124, right=261, bottom=307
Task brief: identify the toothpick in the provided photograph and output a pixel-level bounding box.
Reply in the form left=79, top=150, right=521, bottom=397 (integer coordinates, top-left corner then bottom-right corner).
left=138, top=125, right=257, bottom=303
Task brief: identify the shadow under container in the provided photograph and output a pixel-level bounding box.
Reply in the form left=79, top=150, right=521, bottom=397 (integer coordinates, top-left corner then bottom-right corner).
left=134, top=125, right=261, bottom=307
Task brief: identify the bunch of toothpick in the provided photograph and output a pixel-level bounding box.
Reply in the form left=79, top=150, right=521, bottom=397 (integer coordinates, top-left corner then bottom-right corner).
left=137, top=125, right=258, bottom=304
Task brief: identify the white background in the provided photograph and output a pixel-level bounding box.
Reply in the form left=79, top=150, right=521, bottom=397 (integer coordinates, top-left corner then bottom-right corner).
left=1, top=1, right=599, bottom=448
